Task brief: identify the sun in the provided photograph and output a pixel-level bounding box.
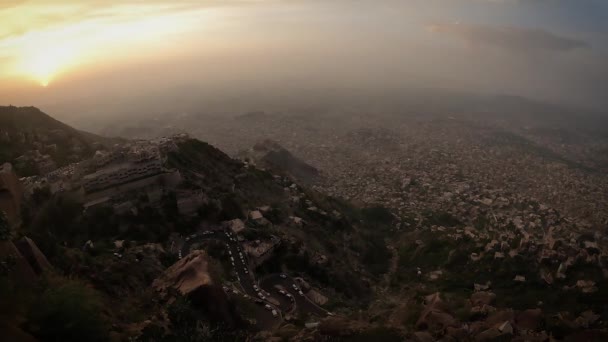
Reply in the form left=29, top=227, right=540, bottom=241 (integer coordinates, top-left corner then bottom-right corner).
left=20, top=44, right=78, bottom=87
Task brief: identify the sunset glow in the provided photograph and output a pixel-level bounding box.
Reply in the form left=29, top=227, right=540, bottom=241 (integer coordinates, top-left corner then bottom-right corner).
left=0, top=3, right=216, bottom=87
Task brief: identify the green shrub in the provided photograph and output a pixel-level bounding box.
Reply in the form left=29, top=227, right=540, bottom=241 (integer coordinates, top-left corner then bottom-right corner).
left=25, top=278, right=108, bottom=342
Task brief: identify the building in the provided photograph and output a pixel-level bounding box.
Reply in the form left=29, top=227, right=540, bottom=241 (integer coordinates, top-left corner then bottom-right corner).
left=82, top=157, right=162, bottom=193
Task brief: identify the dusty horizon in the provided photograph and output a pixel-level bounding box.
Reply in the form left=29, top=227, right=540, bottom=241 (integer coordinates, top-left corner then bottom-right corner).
left=1, top=0, right=607, bottom=122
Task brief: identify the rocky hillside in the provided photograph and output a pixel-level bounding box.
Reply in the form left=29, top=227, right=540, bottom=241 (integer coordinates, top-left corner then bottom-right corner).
left=0, top=106, right=114, bottom=176
left=238, top=139, right=322, bottom=185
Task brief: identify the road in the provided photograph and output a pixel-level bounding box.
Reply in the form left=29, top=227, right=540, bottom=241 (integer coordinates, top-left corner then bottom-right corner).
left=259, top=274, right=328, bottom=318
left=179, top=227, right=328, bottom=329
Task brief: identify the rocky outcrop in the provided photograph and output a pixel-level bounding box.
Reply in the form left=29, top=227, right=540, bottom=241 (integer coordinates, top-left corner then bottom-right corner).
left=416, top=293, right=458, bottom=332
left=0, top=236, right=50, bottom=284
left=152, top=250, right=244, bottom=328
left=0, top=163, right=23, bottom=224
left=153, top=250, right=213, bottom=296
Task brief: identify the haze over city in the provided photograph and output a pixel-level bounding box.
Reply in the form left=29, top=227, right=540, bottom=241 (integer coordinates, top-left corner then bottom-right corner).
left=1, top=0, right=607, bottom=125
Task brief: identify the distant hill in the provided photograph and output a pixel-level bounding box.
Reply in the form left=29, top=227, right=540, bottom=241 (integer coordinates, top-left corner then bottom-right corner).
left=0, top=106, right=116, bottom=176
left=238, top=139, right=321, bottom=185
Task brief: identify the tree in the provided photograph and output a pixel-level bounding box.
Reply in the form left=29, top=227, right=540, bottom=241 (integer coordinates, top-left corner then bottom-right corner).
left=25, top=278, right=108, bottom=342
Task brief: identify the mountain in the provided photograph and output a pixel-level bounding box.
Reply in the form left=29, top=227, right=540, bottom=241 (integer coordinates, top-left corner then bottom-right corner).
left=238, top=139, right=322, bottom=185
left=0, top=106, right=115, bottom=176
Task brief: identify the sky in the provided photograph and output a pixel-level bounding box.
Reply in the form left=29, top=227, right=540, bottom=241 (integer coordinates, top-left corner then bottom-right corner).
left=0, top=0, right=607, bottom=123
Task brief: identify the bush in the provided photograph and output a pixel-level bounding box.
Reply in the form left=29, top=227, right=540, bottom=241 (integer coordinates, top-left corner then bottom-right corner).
left=361, top=206, right=394, bottom=226
left=25, top=278, right=108, bottom=342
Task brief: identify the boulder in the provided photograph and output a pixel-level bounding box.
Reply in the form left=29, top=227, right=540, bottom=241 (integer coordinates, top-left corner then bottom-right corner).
left=14, top=236, right=52, bottom=275
left=575, top=280, right=598, bottom=293
left=485, top=310, right=515, bottom=327
left=445, top=326, right=469, bottom=340
left=153, top=250, right=213, bottom=295
left=474, top=328, right=502, bottom=341
left=318, top=317, right=358, bottom=337
left=224, top=218, right=246, bottom=234
left=470, top=291, right=496, bottom=306
left=574, top=310, right=600, bottom=328
left=412, top=331, right=435, bottom=342
left=152, top=250, right=243, bottom=328
left=249, top=210, right=263, bottom=220
left=515, top=308, right=543, bottom=331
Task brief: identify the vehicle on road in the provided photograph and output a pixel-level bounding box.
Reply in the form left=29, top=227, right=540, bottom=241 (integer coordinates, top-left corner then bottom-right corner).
left=298, top=290, right=304, bottom=296
left=272, top=310, right=278, bottom=317
left=264, top=304, right=272, bottom=310
left=280, top=274, right=287, bottom=279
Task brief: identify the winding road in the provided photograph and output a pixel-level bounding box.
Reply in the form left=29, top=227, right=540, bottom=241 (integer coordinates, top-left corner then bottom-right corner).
left=178, top=227, right=328, bottom=330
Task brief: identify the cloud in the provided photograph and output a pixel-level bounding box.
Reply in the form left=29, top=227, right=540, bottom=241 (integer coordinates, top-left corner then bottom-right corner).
left=0, top=0, right=25, bottom=10
left=429, top=23, right=589, bottom=52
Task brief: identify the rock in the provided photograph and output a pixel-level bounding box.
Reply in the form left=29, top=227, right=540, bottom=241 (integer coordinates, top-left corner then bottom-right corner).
left=318, top=317, right=358, bottom=337
left=224, top=218, right=246, bottom=233
left=497, top=321, right=513, bottom=334
left=417, top=293, right=457, bottom=332
left=574, top=310, right=600, bottom=328
left=428, top=270, right=443, bottom=280
left=474, top=328, right=502, bottom=341
left=514, top=275, right=526, bottom=282
left=14, top=236, right=52, bottom=274
left=152, top=250, right=243, bottom=328
left=575, top=280, right=598, bottom=293
left=471, top=305, right=496, bottom=316
left=515, top=308, right=542, bottom=331
left=0, top=163, right=23, bottom=224
left=153, top=250, right=213, bottom=295
left=474, top=282, right=491, bottom=292
left=564, top=330, right=608, bottom=341
left=470, top=291, right=496, bottom=306
left=249, top=210, right=263, bottom=220
left=289, top=216, right=303, bottom=225
left=480, top=198, right=493, bottom=206
left=485, top=310, right=515, bottom=327
left=540, top=268, right=554, bottom=285
left=307, top=289, right=328, bottom=306
left=445, top=326, right=469, bottom=340
left=412, top=331, right=435, bottom=342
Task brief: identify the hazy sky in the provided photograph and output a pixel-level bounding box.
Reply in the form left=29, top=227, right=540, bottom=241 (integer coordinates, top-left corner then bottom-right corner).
left=1, top=0, right=607, bottom=122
